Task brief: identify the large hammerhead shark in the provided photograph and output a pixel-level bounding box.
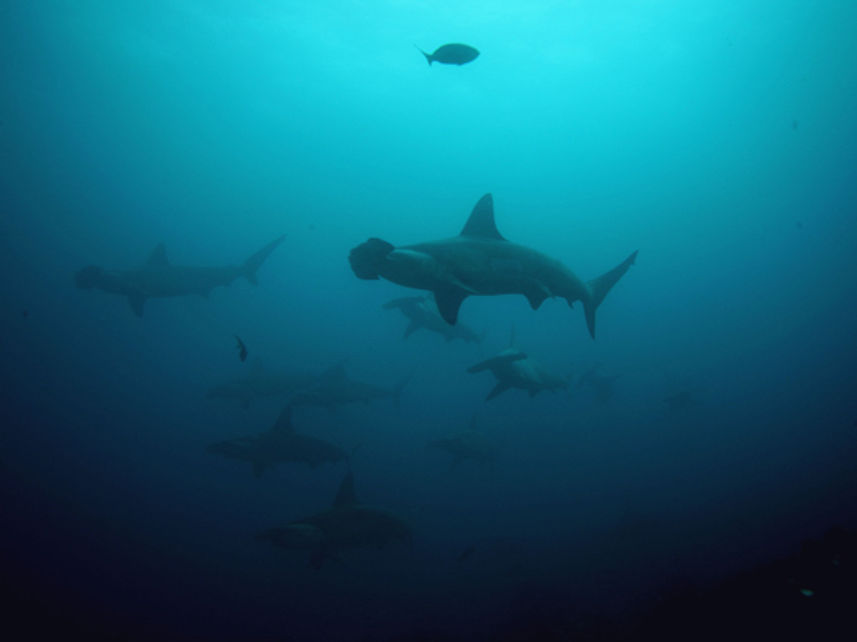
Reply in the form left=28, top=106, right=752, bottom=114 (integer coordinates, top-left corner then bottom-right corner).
left=75, top=235, right=284, bottom=316
left=349, top=194, right=636, bottom=338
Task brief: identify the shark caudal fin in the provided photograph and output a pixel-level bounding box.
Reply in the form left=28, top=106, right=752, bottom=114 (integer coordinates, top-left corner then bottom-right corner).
left=582, top=250, right=638, bottom=339
left=242, top=235, right=285, bottom=285
left=349, top=238, right=395, bottom=280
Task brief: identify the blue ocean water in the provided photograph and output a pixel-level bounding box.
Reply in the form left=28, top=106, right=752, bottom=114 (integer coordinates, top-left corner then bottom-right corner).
left=2, top=1, right=856, bottom=639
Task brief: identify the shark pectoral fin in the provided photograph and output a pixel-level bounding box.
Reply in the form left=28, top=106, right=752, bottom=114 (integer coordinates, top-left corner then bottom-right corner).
left=486, top=382, right=510, bottom=401
left=403, top=321, right=421, bottom=339
left=523, top=284, right=550, bottom=310
left=127, top=293, right=146, bottom=317
left=434, top=286, right=469, bottom=325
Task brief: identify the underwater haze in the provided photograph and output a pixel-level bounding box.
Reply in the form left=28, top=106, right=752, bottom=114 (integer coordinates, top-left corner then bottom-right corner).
left=2, top=1, right=857, bottom=640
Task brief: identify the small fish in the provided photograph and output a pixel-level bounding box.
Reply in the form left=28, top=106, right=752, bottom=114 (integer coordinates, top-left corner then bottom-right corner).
left=235, top=335, right=248, bottom=362
left=416, top=43, right=479, bottom=66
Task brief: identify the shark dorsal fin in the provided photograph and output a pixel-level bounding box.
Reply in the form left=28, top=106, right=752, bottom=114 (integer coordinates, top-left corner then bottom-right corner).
left=333, top=471, right=358, bottom=507
left=460, top=194, right=505, bottom=241
left=272, top=404, right=293, bottom=433
left=146, top=243, right=169, bottom=267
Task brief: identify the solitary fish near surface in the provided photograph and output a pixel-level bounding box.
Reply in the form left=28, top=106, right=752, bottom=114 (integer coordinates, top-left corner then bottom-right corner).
left=417, top=43, right=479, bottom=66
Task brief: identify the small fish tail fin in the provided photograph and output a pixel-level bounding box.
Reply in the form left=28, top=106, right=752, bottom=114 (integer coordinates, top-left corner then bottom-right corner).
left=582, top=250, right=638, bottom=339
left=415, top=44, right=432, bottom=65
left=242, top=235, right=285, bottom=285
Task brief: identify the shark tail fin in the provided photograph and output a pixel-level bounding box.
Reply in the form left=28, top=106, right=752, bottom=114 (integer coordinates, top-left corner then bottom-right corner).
left=582, top=250, right=638, bottom=339
left=242, top=235, right=285, bottom=285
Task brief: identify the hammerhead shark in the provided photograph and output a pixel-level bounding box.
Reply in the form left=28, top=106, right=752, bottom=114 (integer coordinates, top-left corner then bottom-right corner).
left=257, top=471, right=412, bottom=569
left=206, top=361, right=318, bottom=409
left=75, top=235, right=284, bottom=316
left=427, top=416, right=497, bottom=469
left=290, top=362, right=409, bottom=410
left=349, top=194, right=637, bottom=338
left=383, top=295, right=481, bottom=343
left=206, top=404, right=348, bottom=477
left=577, top=364, right=622, bottom=403
left=663, top=390, right=701, bottom=412
left=467, top=345, right=569, bottom=401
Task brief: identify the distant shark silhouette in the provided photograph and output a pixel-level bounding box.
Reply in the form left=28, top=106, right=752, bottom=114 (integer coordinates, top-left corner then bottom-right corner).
left=207, top=405, right=348, bottom=478
left=349, top=194, right=636, bottom=338
left=383, top=295, right=481, bottom=343
left=206, top=361, right=318, bottom=409
left=467, top=341, right=568, bottom=401
left=577, top=364, right=622, bottom=403
left=663, top=390, right=701, bottom=412
left=76, top=235, right=284, bottom=316
left=257, top=471, right=411, bottom=569
left=290, top=362, right=409, bottom=410
left=427, top=415, right=497, bottom=470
